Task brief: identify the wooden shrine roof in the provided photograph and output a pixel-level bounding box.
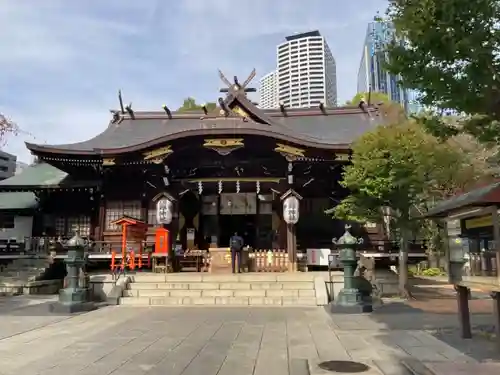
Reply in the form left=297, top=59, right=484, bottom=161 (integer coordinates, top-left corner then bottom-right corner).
left=0, top=163, right=98, bottom=192
left=426, top=180, right=500, bottom=218
left=0, top=192, right=37, bottom=211
left=25, top=75, right=382, bottom=156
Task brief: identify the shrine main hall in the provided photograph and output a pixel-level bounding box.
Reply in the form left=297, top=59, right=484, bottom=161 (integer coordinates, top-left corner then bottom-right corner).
left=0, top=70, right=384, bottom=268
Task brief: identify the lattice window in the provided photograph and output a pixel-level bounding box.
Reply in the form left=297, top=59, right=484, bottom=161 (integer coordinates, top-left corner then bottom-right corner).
left=148, top=200, right=158, bottom=226
left=54, top=216, right=91, bottom=237
left=105, top=201, right=141, bottom=230
left=55, top=217, right=65, bottom=236
left=67, top=216, right=91, bottom=237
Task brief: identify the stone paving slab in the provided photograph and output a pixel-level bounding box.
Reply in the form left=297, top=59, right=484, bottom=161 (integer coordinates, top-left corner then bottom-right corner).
left=0, top=303, right=494, bottom=375
left=0, top=296, right=72, bottom=340
left=424, top=361, right=500, bottom=374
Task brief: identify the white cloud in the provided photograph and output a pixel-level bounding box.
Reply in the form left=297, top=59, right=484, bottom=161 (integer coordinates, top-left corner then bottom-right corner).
left=0, top=0, right=388, bottom=163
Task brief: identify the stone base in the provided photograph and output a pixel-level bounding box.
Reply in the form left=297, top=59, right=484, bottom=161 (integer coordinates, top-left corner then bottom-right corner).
left=49, top=301, right=97, bottom=314
left=329, top=287, right=373, bottom=313
left=329, top=302, right=373, bottom=313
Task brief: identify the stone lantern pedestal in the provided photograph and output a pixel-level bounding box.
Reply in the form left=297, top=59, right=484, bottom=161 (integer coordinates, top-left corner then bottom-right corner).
left=330, top=226, right=373, bottom=314
left=49, top=234, right=96, bottom=314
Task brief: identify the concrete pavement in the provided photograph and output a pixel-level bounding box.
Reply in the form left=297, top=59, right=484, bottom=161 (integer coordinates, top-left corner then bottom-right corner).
left=0, top=297, right=497, bottom=375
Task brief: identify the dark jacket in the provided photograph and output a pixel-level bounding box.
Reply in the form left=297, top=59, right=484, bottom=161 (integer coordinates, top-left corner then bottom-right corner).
left=230, top=235, right=244, bottom=251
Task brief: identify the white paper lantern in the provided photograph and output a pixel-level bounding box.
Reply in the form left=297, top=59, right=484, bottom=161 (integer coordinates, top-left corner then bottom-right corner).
left=283, top=195, right=300, bottom=224
left=156, top=197, right=173, bottom=224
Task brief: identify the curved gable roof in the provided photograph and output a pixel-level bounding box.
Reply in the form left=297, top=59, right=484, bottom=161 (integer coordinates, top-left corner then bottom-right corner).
left=26, top=88, right=382, bottom=156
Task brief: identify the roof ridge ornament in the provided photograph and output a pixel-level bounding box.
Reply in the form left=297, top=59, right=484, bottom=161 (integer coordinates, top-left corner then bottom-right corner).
left=218, top=69, right=256, bottom=94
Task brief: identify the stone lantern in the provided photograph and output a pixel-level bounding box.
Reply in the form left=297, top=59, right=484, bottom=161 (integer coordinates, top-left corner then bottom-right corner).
left=49, top=233, right=96, bottom=313
left=330, top=225, right=373, bottom=313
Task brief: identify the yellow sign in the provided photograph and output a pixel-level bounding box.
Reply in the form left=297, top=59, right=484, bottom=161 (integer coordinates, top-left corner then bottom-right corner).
left=335, top=153, right=350, bottom=161
left=274, top=143, right=305, bottom=157
left=143, top=145, right=173, bottom=160
left=102, top=158, right=115, bottom=166
left=464, top=215, right=493, bottom=229
left=203, top=138, right=244, bottom=148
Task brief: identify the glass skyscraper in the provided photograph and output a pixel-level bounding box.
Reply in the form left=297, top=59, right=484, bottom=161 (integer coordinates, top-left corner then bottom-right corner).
left=357, top=22, right=422, bottom=114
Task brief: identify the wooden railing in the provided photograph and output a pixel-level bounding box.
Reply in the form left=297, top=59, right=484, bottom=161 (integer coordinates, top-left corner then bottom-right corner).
left=248, top=249, right=290, bottom=272
left=0, top=237, right=153, bottom=256
left=1, top=238, right=312, bottom=273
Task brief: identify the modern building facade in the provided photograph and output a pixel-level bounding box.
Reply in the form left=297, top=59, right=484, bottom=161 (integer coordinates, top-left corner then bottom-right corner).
left=0, top=150, right=17, bottom=180
left=271, top=31, right=337, bottom=109
left=258, top=71, right=278, bottom=109
left=357, top=22, right=422, bottom=114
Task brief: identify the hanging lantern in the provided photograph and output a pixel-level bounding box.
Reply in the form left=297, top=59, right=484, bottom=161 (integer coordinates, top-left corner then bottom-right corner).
left=283, top=195, right=300, bottom=224
left=156, top=197, right=173, bottom=224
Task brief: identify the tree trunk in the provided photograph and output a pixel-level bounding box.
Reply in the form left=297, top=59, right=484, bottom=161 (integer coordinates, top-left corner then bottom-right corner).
left=398, top=226, right=414, bottom=299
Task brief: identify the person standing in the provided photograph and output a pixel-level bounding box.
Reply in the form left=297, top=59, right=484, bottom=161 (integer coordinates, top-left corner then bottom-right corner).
left=230, top=232, right=244, bottom=273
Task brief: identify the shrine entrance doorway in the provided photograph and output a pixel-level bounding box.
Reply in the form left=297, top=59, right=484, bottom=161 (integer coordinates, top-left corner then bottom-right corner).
left=219, top=214, right=256, bottom=248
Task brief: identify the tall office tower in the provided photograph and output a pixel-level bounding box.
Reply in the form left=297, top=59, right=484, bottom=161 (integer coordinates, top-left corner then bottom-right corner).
left=258, top=71, right=278, bottom=109
left=276, top=31, right=337, bottom=108
left=357, top=22, right=422, bottom=114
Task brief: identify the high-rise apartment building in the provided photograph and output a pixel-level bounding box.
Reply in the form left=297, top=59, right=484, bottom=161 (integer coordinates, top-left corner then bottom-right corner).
left=357, top=22, right=422, bottom=114
left=259, top=31, right=337, bottom=109
left=0, top=150, right=17, bottom=180
left=258, top=71, right=278, bottom=109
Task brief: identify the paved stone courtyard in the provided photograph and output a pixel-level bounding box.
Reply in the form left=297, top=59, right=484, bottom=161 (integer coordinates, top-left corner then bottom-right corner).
left=0, top=296, right=498, bottom=375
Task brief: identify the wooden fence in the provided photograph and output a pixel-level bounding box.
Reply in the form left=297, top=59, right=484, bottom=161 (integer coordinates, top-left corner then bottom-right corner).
left=248, top=249, right=290, bottom=272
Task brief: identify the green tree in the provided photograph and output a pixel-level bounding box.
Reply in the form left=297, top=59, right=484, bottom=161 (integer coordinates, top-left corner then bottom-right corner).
left=347, top=92, right=407, bottom=124
left=331, top=119, right=482, bottom=297
left=177, top=97, right=217, bottom=112
left=379, top=0, right=500, bottom=142
left=346, top=92, right=391, bottom=106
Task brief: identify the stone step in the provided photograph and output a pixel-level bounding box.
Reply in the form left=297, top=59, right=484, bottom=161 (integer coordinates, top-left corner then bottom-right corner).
left=128, top=281, right=314, bottom=291
left=9, top=261, right=48, bottom=268
left=123, top=288, right=316, bottom=298
left=4, top=265, right=46, bottom=271
left=1, top=274, right=39, bottom=280
left=119, top=296, right=318, bottom=306
left=130, top=274, right=316, bottom=283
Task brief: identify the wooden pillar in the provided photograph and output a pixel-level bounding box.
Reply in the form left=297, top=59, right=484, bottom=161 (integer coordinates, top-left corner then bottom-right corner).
left=216, top=194, right=221, bottom=248
left=287, top=160, right=296, bottom=271
left=140, top=169, right=148, bottom=223
left=89, top=190, right=97, bottom=240
left=286, top=223, right=297, bottom=271
left=491, top=206, right=500, bottom=281
left=281, top=185, right=301, bottom=272
left=97, top=194, right=105, bottom=241
left=456, top=285, right=472, bottom=338
left=255, top=192, right=260, bottom=249
left=492, top=292, right=500, bottom=349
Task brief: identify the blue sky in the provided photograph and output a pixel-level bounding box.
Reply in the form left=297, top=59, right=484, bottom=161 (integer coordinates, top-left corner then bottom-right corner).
left=0, top=0, right=388, bottom=163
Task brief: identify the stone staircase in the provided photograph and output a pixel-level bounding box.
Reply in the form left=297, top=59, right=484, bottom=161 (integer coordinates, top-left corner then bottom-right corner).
left=0, top=257, right=50, bottom=281
left=120, top=273, right=323, bottom=306
left=0, top=257, right=52, bottom=295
